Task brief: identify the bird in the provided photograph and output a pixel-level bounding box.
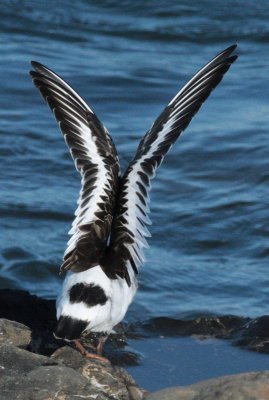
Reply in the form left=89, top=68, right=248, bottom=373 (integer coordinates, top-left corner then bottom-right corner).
left=30, top=44, right=238, bottom=361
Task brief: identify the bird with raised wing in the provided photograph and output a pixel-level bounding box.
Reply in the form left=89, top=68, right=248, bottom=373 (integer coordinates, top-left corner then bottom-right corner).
left=30, top=44, right=238, bottom=361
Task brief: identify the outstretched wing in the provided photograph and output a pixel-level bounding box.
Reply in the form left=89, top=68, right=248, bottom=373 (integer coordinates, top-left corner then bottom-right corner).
left=104, top=45, right=238, bottom=285
left=30, top=62, right=120, bottom=274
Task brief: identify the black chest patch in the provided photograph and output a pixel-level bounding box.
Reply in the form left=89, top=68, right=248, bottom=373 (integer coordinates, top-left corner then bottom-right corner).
left=69, top=283, right=108, bottom=307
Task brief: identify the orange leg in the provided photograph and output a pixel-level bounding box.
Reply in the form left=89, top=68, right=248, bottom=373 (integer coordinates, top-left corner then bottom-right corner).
left=74, top=339, right=110, bottom=363
left=96, top=335, right=108, bottom=355
left=74, top=339, right=88, bottom=356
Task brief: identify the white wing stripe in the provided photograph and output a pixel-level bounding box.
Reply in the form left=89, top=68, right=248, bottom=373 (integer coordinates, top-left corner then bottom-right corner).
left=30, top=61, right=119, bottom=273
left=169, top=46, right=234, bottom=105
left=108, top=45, right=237, bottom=277
left=32, top=65, right=91, bottom=111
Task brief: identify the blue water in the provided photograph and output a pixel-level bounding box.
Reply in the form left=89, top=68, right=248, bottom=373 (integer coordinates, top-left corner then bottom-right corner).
left=1, top=0, right=269, bottom=390
left=127, top=336, right=269, bottom=389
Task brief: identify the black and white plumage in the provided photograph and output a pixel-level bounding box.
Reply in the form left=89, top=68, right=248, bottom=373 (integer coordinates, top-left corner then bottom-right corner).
left=30, top=45, right=237, bottom=356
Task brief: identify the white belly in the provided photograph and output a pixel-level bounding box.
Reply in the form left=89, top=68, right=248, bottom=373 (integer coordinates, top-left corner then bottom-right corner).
left=56, top=265, right=138, bottom=334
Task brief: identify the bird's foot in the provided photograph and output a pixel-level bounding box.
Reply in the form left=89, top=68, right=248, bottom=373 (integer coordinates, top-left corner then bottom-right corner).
left=74, top=339, right=110, bottom=363
left=84, top=352, right=110, bottom=363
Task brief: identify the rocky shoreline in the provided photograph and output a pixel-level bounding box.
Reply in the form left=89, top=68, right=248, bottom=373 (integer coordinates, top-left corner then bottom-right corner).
left=1, top=289, right=269, bottom=399
left=0, top=318, right=146, bottom=399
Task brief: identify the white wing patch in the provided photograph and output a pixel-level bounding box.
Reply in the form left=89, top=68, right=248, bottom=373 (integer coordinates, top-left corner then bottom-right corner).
left=30, top=62, right=119, bottom=273
left=108, top=45, right=238, bottom=280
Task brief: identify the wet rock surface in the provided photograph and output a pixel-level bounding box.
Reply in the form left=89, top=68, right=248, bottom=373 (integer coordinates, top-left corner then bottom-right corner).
left=146, top=371, right=269, bottom=400
left=130, top=315, right=269, bottom=354
left=0, top=319, right=31, bottom=348
left=52, top=346, right=144, bottom=400
left=0, top=289, right=146, bottom=399
left=1, top=288, right=269, bottom=399
left=2, top=288, right=269, bottom=356
left=0, top=325, right=146, bottom=400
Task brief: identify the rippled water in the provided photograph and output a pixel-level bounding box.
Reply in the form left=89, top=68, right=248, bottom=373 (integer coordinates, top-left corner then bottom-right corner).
left=1, top=0, right=269, bottom=390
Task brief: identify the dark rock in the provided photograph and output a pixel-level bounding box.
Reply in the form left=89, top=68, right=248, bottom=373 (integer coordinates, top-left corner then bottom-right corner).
left=80, top=355, right=146, bottom=400
left=0, top=289, right=58, bottom=356
left=52, top=345, right=147, bottom=400
left=0, top=344, right=56, bottom=374
left=51, top=345, right=87, bottom=370
left=1, top=365, right=100, bottom=400
left=234, top=316, right=269, bottom=353
left=131, top=315, right=249, bottom=340
left=146, top=371, right=269, bottom=400
left=0, top=319, right=31, bottom=348
left=0, top=344, right=59, bottom=398
left=0, top=338, right=145, bottom=399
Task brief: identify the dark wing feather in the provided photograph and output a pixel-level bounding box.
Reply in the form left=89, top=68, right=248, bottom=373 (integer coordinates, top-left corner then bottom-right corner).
left=30, top=62, right=120, bottom=274
left=103, top=45, right=238, bottom=285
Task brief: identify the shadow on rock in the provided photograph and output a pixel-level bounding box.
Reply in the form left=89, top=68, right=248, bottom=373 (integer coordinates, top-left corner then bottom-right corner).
left=0, top=288, right=141, bottom=365
left=1, top=288, right=269, bottom=360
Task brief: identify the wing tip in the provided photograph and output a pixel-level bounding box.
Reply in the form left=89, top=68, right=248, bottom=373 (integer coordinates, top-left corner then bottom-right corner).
left=30, top=60, right=38, bottom=67
left=218, top=43, right=238, bottom=62
left=220, top=44, right=237, bottom=58
left=29, top=60, right=46, bottom=78
left=225, top=43, right=237, bottom=54
left=30, top=60, right=43, bottom=70
left=228, top=54, right=238, bottom=64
